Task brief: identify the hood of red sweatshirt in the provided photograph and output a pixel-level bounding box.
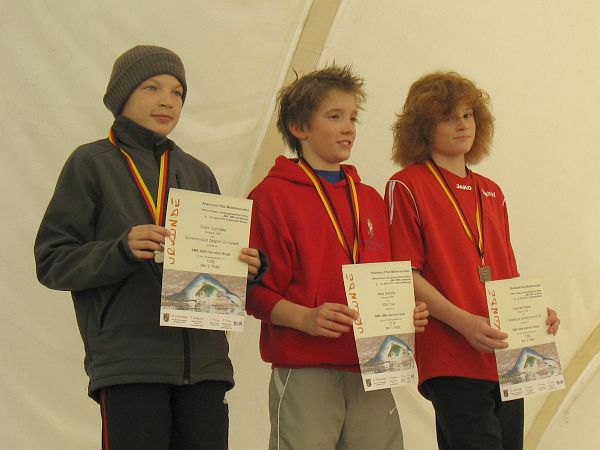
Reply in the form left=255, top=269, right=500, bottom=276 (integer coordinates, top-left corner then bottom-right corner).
left=261, top=155, right=361, bottom=187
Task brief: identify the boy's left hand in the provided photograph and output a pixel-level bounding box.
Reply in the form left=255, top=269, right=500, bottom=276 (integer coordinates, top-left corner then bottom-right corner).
left=413, top=301, right=429, bottom=333
left=547, top=307, right=560, bottom=335
left=240, top=247, right=261, bottom=279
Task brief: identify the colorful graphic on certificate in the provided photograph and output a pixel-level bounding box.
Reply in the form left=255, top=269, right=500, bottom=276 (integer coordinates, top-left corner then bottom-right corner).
left=160, top=189, right=252, bottom=332
left=342, top=261, right=416, bottom=391
left=486, top=278, right=565, bottom=401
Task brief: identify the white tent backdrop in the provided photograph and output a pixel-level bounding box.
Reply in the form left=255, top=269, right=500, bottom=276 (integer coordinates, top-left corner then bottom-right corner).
left=2, top=1, right=599, bottom=449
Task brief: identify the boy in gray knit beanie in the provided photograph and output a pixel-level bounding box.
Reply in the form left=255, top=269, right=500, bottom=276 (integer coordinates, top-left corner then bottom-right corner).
left=103, top=45, right=187, bottom=117
left=35, top=45, right=265, bottom=449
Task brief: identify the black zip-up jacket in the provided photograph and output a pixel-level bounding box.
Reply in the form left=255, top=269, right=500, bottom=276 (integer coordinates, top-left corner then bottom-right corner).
left=34, top=116, right=233, bottom=400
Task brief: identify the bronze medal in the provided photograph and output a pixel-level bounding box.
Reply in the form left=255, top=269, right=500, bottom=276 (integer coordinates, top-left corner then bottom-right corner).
left=478, top=265, right=492, bottom=283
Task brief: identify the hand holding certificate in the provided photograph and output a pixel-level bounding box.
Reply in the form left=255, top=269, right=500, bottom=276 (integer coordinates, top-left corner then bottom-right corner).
left=486, top=278, right=565, bottom=401
left=342, top=261, right=417, bottom=391
left=160, top=189, right=252, bottom=332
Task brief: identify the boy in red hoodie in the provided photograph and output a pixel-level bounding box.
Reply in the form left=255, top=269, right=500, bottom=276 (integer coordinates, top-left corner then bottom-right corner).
left=247, top=65, right=428, bottom=450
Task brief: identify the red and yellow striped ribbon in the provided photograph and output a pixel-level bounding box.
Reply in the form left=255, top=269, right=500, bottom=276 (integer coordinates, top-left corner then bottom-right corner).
left=109, top=128, right=169, bottom=226
left=425, top=159, right=483, bottom=256
left=297, top=159, right=360, bottom=263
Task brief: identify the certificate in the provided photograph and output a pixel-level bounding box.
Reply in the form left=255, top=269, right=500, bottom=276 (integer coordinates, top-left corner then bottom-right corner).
left=342, top=261, right=416, bottom=391
left=160, top=189, right=252, bottom=332
left=486, top=278, right=565, bottom=401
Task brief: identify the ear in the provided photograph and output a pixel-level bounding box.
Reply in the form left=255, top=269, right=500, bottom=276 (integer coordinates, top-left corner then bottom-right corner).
left=288, top=122, right=308, bottom=141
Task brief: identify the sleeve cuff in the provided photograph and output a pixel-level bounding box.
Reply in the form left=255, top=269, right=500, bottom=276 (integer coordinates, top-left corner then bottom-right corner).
left=246, top=284, right=282, bottom=323
left=247, top=248, right=269, bottom=289
left=118, top=227, right=143, bottom=265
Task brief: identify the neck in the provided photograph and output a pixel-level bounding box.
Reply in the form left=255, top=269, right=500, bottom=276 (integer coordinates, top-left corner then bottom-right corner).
left=430, top=153, right=467, bottom=177
left=301, top=154, right=341, bottom=171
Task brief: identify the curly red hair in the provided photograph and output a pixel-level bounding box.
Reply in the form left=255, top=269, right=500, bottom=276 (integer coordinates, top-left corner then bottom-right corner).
left=392, top=72, right=494, bottom=167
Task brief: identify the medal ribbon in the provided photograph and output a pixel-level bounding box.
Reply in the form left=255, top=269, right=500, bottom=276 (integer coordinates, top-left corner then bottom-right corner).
left=109, top=128, right=169, bottom=226
left=297, top=159, right=360, bottom=263
left=425, top=159, right=484, bottom=261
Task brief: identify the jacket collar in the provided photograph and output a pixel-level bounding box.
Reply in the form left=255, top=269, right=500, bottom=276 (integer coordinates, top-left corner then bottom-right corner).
left=112, top=115, right=170, bottom=155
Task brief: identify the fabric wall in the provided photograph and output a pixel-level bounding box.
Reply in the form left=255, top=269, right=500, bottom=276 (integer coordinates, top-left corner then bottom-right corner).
left=2, top=1, right=599, bottom=449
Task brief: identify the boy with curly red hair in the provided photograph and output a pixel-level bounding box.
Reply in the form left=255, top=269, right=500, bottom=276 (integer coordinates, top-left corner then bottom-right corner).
left=386, top=71, right=559, bottom=450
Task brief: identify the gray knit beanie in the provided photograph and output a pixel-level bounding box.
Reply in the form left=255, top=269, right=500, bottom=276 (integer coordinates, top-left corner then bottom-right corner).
left=103, top=45, right=187, bottom=117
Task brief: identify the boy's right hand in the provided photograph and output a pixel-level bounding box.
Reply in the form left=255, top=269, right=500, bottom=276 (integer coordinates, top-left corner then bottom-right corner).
left=459, top=313, right=508, bottom=353
left=302, top=303, right=359, bottom=338
left=127, top=224, right=170, bottom=260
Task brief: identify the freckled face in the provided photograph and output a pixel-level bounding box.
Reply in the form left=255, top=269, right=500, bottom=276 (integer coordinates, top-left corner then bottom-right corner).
left=121, top=74, right=184, bottom=136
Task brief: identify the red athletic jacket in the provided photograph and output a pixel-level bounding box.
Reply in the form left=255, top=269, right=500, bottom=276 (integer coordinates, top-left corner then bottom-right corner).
left=386, top=162, right=519, bottom=386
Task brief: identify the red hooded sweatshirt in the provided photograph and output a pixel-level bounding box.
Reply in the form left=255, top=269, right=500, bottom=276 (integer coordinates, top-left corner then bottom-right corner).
left=247, top=156, right=391, bottom=371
